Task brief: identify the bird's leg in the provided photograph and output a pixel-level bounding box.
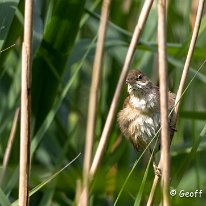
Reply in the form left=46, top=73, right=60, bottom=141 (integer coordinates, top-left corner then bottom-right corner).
left=149, top=148, right=161, bottom=177
left=153, top=157, right=161, bottom=177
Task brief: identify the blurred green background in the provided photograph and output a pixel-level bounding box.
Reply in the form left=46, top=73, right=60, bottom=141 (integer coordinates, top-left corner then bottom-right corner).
left=0, top=0, right=206, bottom=205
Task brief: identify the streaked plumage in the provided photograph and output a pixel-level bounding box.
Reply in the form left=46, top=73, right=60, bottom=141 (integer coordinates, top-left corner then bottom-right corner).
left=118, top=70, right=176, bottom=153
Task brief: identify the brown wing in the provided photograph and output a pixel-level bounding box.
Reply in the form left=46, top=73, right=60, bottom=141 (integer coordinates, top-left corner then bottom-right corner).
left=168, top=91, right=176, bottom=112
left=168, top=91, right=176, bottom=139
left=158, top=91, right=176, bottom=150
left=123, top=96, right=130, bottom=108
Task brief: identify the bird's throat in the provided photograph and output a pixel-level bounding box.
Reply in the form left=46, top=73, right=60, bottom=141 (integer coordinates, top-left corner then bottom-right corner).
left=129, top=92, right=158, bottom=112
left=130, top=96, right=147, bottom=110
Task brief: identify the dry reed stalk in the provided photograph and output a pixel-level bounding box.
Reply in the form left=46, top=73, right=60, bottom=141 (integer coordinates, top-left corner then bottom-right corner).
left=158, top=0, right=170, bottom=205
left=90, top=0, right=155, bottom=178
left=146, top=170, right=160, bottom=206
left=79, top=0, right=111, bottom=205
left=0, top=108, right=20, bottom=185
left=147, top=0, right=205, bottom=205
left=173, top=0, right=205, bottom=124
left=19, top=0, right=33, bottom=205
left=75, top=179, right=82, bottom=205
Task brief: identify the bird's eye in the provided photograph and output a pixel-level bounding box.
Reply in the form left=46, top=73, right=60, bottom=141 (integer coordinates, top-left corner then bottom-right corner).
left=136, top=74, right=142, bottom=80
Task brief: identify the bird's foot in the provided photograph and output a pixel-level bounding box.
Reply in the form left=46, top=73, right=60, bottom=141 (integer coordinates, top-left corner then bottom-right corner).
left=153, top=163, right=161, bottom=177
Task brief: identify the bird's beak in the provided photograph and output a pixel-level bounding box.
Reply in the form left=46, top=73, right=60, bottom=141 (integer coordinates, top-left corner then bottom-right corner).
left=126, top=78, right=135, bottom=85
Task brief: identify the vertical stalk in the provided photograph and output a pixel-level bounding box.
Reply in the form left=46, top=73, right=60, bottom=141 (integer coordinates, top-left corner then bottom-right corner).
left=147, top=0, right=205, bottom=205
left=80, top=0, right=111, bottom=205
left=173, top=0, right=205, bottom=124
left=19, top=0, right=33, bottom=205
left=158, top=0, right=170, bottom=205
left=0, top=108, right=20, bottom=185
left=90, top=0, right=155, bottom=178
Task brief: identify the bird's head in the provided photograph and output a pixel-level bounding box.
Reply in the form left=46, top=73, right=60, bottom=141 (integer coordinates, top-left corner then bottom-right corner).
left=126, top=70, right=153, bottom=96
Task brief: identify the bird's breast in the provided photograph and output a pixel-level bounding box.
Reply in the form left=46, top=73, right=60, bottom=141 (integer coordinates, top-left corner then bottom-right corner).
left=117, top=106, right=160, bottom=150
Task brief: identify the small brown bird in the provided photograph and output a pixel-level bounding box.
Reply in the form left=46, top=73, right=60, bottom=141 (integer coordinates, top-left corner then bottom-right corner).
left=117, top=69, right=176, bottom=174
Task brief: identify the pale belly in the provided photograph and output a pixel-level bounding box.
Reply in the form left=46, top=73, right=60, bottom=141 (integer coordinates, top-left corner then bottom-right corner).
left=118, top=107, right=160, bottom=151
